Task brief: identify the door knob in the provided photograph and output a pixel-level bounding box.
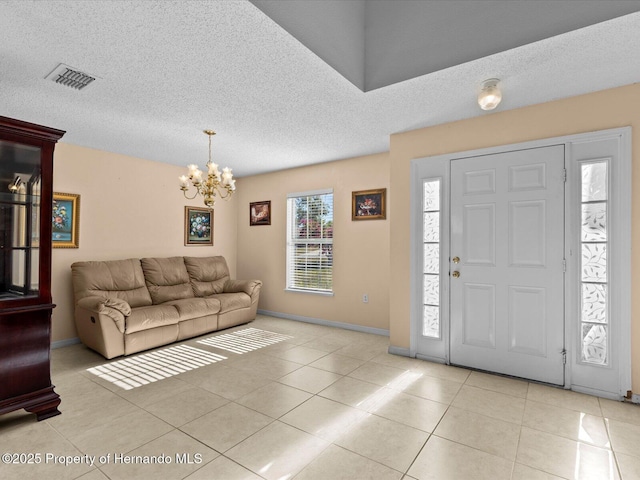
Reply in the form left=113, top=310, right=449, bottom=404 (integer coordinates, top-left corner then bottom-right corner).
left=452, top=271, right=460, bottom=278
left=452, top=256, right=460, bottom=264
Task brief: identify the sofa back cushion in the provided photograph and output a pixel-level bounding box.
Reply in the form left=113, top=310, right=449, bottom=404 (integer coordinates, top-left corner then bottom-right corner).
left=141, top=257, right=194, bottom=304
left=71, top=259, right=153, bottom=308
left=184, top=256, right=230, bottom=297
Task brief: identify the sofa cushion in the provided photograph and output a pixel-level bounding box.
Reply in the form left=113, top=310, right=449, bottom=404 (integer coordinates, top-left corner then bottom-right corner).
left=125, top=305, right=180, bottom=334
left=209, top=292, right=251, bottom=313
left=141, top=257, right=194, bottom=304
left=166, top=297, right=221, bottom=321
left=184, top=256, right=230, bottom=296
left=71, top=259, right=153, bottom=308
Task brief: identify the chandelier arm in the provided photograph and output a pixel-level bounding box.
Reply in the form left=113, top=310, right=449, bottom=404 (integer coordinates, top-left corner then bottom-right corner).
left=219, top=188, right=232, bottom=199
left=181, top=189, right=200, bottom=200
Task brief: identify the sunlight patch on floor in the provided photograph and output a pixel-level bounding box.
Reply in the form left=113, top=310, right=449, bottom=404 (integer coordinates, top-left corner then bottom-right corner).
left=86, top=345, right=227, bottom=390
left=197, top=327, right=293, bottom=354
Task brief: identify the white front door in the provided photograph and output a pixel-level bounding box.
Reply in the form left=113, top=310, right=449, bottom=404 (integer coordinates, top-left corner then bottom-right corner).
left=449, top=145, right=565, bottom=385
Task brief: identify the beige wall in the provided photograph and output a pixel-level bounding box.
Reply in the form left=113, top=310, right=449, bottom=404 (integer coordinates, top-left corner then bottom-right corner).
left=389, top=83, right=640, bottom=392
left=51, top=143, right=238, bottom=343
left=49, top=83, right=639, bottom=392
left=236, top=153, right=390, bottom=332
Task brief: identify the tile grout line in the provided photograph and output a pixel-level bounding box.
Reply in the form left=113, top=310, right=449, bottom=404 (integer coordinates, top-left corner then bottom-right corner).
left=600, top=397, right=625, bottom=480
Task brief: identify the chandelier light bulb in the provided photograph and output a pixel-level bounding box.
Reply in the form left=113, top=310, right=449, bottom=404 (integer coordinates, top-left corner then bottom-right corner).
left=478, top=78, right=502, bottom=111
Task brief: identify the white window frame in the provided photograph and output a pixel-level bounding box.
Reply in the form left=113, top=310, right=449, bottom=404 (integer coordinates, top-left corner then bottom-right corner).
left=285, top=188, right=334, bottom=296
left=411, top=159, right=450, bottom=363
left=567, top=132, right=631, bottom=398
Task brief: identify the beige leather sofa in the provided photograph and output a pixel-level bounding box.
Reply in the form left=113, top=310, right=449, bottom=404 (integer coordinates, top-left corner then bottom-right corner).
left=71, top=256, right=262, bottom=359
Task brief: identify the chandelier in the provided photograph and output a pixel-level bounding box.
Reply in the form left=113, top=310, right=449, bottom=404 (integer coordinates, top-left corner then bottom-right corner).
left=179, top=130, right=235, bottom=208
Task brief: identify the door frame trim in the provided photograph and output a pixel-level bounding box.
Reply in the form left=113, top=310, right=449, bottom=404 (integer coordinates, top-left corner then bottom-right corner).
left=409, top=127, right=631, bottom=398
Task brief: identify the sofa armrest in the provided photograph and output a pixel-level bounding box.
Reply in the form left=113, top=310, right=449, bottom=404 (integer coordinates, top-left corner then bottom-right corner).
left=77, top=296, right=131, bottom=333
left=74, top=304, right=126, bottom=358
left=223, top=279, right=263, bottom=303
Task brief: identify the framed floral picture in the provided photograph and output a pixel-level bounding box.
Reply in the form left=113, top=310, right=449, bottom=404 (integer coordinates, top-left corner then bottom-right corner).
left=352, top=188, right=386, bottom=220
left=185, top=206, right=213, bottom=246
left=250, top=200, right=271, bottom=226
left=52, top=192, right=80, bottom=248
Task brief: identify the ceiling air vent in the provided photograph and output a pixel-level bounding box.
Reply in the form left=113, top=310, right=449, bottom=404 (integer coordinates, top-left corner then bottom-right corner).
left=45, top=63, right=97, bottom=90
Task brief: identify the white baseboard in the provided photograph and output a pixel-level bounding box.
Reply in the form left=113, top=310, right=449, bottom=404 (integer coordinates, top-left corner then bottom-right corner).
left=257, top=309, right=389, bottom=337
left=632, top=393, right=640, bottom=404
left=388, top=346, right=411, bottom=357
left=571, top=385, right=624, bottom=401
left=52, top=337, right=81, bottom=349
left=416, top=353, right=447, bottom=364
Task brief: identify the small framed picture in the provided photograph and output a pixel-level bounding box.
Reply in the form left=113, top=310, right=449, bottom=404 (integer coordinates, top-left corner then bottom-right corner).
left=52, top=192, right=80, bottom=248
left=250, top=200, right=271, bottom=226
left=185, top=206, right=213, bottom=246
left=352, top=188, right=386, bottom=220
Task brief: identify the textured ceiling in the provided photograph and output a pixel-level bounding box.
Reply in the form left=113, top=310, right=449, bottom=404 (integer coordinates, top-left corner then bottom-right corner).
left=0, top=1, right=640, bottom=177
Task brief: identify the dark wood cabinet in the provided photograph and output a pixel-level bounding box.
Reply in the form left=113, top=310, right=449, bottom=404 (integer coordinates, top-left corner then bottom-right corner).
left=0, top=116, right=65, bottom=421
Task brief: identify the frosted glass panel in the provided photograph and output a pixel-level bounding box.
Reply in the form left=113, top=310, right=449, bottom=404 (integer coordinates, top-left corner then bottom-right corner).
left=581, top=203, right=607, bottom=242
left=423, top=212, right=439, bottom=242
left=423, top=274, right=439, bottom=305
left=581, top=324, right=607, bottom=365
left=422, top=178, right=441, bottom=339
left=423, top=180, right=440, bottom=211
left=581, top=244, right=607, bottom=282
left=580, top=160, right=609, bottom=366
left=581, top=162, right=607, bottom=202
left=423, top=244, right=439, bottom=274
left=422, top=305, right=440, bottom=338
left=581, top=283, right=607, bottom=323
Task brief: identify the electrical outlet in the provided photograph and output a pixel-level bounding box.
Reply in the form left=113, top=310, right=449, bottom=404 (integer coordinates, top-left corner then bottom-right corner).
left=363, top=294, right=368, bottom=303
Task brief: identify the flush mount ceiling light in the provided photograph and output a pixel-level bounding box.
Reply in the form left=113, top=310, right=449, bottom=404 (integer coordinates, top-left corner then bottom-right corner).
left=478, top=78, right=502, bottom=111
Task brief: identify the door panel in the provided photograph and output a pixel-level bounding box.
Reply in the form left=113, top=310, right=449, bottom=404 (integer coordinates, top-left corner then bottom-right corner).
left=508, top=286, right=546, bottom=356
left=462, top=283, right=496, bottom=348
left=463, top=204, right=495, bottom=265
left=508, top=163, right=546, bottom=191
left=509, top=200, right=546, bottom=267
left=450, top=145, right=565, bottom=385
left=464, top=169, right=496, bottom=195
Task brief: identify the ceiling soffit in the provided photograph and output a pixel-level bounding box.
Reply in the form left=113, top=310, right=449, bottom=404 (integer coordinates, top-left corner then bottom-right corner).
left=251, top=0, right=640, bottom=92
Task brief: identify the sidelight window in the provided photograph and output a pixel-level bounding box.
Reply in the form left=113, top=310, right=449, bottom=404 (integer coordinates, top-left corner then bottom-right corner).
left=580, top=161, right=609, bottom=365
left=422, top=179, right=441, bottom=338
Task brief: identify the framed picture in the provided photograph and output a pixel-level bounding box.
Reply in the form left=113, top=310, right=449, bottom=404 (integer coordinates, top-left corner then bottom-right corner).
left=352, top=188, right=386, bottom=220
left=52, top=192, right=80, bottom=248
left=184, top=206, right=213, bottom=246
left=250, top=200, right=271, bottom=226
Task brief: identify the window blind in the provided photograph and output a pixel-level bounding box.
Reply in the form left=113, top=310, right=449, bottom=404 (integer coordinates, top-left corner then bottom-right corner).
left=286, top=189, right=333, bottom=293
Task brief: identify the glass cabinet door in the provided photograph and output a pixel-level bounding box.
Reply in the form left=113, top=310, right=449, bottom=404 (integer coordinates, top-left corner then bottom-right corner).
left=0, top=140, right=41, bottom=299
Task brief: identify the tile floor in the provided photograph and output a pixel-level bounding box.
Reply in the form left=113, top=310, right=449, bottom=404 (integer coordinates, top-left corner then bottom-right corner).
left=1, top=315, right=640, bottom=480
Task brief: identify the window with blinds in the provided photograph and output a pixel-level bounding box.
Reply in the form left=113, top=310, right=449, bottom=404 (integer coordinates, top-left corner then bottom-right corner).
left=286, top=189, right=333, bottom=294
